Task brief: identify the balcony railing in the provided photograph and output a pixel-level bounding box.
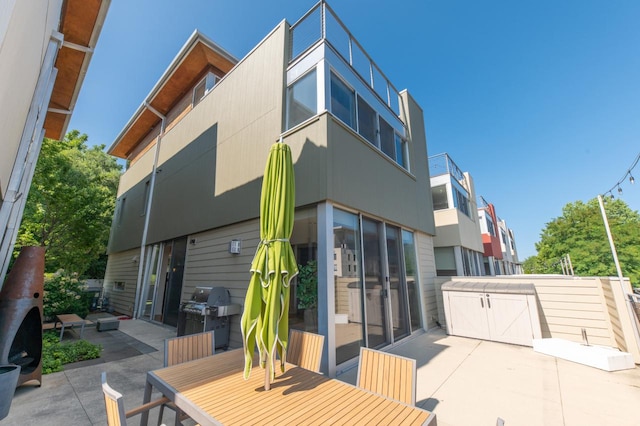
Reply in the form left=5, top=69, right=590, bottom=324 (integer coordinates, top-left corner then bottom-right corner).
left=428, top=153, right=466, bottom=183
left=289, top=1, right=401, bottom=116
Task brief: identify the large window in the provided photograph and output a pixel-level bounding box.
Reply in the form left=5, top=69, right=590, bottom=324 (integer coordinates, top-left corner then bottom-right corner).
left=327, top=69, right=409, bottom=171
left=379, top=117, right=395, bottom=159
left=330, top=72, right=355, bottom=129
left=357, top=95, right=377, bottom=145
left=431, top=185, right=448, bottom=210
left=287, top=69, right=317, bottom=129
left=452, top=182, right=470, bottom=217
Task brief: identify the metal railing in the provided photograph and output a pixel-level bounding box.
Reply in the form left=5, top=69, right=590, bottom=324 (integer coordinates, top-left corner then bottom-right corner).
left=289, top=1, right=402, bottom=116
left=428, top=153, right=466, bottom=183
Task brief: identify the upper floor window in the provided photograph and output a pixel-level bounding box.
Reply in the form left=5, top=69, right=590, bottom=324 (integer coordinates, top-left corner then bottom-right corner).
left=453, top=185, right=470, bottom=217
left=431, top=184, right=448, bottom=210
left=287, top=69, right=317, bottom=129
left=193, top=72, right=217, bottom=106
left=356, top=95, right=377, bottom=145
left=485, top=215, right=496, bottom=236
left=330, top=72, right=355, bottom=129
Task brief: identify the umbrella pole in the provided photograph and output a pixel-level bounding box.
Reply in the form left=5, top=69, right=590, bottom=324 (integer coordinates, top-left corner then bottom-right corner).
left=264, top=353, right=272, bottom=391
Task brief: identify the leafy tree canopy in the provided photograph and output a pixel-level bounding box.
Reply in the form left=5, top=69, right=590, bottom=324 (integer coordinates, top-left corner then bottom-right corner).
left=15, top=130, right=121, bottom=277
left=524, top=197, right=640, bottom=288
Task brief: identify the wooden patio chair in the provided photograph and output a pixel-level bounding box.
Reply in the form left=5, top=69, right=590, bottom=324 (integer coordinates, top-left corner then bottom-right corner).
left=158, top=331, right=215, bottom=425
left=356, top=347, right=417, bottom=406
left=287, top=329, right=325, bottom=372
left=164, top=330, right=216, bottom=367
left=101, top=372, right=169, bottom=426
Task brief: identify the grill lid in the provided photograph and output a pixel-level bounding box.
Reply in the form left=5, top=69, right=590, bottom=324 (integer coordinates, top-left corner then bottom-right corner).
left=207, top=287, right=231, bottom=307
left=189, top=287, right=212, bottom=304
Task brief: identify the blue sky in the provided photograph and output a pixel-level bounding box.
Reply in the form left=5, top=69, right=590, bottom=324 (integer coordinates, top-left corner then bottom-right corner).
left=69, top=0, right=640, bottom=259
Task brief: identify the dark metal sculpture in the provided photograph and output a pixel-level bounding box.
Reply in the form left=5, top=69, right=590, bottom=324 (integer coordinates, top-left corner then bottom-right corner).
left=0, top=246, right=45, bottom=387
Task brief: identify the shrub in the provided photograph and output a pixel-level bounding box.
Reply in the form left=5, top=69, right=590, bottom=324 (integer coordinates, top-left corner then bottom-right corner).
left=42, top=331, right=102, bottom=374
left=43, top=270, right=91, bottom=321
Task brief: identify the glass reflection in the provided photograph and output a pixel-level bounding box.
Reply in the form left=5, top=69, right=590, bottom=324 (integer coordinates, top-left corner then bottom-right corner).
left=333, top=209, right=363, bottom=365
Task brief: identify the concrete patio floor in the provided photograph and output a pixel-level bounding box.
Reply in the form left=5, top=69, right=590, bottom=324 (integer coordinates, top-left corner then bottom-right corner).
left=4, top=318, right=639, bottom=425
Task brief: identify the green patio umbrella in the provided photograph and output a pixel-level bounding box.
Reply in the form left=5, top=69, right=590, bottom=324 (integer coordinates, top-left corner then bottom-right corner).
left=241, top=141, right=298, bottom=390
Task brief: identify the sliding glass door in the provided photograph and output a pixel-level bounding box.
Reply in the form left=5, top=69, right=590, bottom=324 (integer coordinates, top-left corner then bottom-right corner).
left=333, top=208, right=419, bottom=365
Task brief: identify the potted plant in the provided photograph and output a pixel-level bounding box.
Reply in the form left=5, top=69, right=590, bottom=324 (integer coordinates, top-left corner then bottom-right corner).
left=297, top=260, right=317, bottom=331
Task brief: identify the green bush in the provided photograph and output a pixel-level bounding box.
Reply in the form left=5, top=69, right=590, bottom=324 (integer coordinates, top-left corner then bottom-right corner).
left=43, top=270, right=91, bottom=321
left=42, top=331, right=102, bottom=374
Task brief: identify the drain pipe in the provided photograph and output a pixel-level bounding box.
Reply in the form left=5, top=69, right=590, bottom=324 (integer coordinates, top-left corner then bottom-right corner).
left=132, top=102, right=165, bottom=319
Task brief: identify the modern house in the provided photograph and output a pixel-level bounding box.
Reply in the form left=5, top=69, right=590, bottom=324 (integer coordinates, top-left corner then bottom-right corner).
left=103, top=1, right=438, bottom=377
left=428, top=153, right=485, bottom=276
left=0, top=0, right=111, bottom=286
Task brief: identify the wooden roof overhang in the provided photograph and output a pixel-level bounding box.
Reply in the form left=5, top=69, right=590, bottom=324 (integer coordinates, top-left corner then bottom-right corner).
left=107, top=32, right=238, bottom=159
left=44, top=0, right=110, bottom=140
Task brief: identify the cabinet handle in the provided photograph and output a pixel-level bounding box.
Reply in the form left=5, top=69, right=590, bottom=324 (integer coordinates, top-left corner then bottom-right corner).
left=486, top=294, right=491, bottom=309
left=480, top=297, right=484, bottom=308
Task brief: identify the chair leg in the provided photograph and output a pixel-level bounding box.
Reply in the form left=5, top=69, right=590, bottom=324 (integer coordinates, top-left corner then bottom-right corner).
left=157, top=404, right=165, bottom=426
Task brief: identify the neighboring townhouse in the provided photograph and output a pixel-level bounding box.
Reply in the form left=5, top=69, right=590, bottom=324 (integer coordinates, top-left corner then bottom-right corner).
left=477, top=198, right=503, bottom=275
left=428, top=153, right=484, bottom=276
left=103, top=1, right=437, bottom=377
left=0, top=0, right=111, bottom=286
left=497, top=218, right=522, bottom=274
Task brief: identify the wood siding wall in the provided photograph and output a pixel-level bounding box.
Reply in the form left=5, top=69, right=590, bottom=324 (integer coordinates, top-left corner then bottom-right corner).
left=416, top=232, right=437, bottom=330
left=102, top=248, right=141, bottom=316
left=183, top=219, right=260, bottom=349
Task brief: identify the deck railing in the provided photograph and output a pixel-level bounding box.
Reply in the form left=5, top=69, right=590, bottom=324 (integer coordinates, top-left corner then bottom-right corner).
left=289, top=1, right=401, bottom=116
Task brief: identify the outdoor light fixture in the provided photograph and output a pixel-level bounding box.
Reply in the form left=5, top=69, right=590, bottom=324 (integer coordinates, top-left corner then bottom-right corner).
left=617, top=185, right=623, bottom=195
left=630, top=174, right=635, bottom=184
left=229, top=239, right=241, bottom=254
left=190, top=238, right=196, bottom=245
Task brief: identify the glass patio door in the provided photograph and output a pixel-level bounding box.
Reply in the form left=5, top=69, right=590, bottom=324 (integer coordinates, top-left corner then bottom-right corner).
left=361, top=218, right=388, bottom=348
left=385, top=224, right=410, bottom=341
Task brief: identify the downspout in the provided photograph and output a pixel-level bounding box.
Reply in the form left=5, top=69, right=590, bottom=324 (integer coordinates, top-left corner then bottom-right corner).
left=132, top=102, right=165, bottom=318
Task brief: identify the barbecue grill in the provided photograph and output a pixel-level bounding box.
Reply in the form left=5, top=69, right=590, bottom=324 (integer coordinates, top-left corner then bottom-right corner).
left=177, top=287, right=241, bottom=349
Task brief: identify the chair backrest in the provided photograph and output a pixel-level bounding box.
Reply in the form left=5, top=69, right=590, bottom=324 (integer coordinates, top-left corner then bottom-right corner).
left=164, top=331, right=215, bottom=367
left=356, top=347, right=417, bottom=405
left=287, top=329, right=325, bottom=372
left=101, top=372, right=127, bottom=426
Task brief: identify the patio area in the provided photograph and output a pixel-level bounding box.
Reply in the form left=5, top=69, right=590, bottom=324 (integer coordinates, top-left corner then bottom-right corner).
left=5, top=318, right=640, bottom=425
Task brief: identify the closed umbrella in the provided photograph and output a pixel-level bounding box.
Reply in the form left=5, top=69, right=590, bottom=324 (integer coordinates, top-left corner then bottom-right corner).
left=241, top=141, right=298, bottom=390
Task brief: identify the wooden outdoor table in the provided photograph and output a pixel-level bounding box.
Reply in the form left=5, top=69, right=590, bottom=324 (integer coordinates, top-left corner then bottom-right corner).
left=142, top=348, right=436, bottom=426
left=55, top=313, right=88, bottom=341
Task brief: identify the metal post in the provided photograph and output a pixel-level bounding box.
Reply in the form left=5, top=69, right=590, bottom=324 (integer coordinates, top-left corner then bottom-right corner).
left=597, top=195, right=640, bottom=350
left=567, top=253, right=574, bottom=275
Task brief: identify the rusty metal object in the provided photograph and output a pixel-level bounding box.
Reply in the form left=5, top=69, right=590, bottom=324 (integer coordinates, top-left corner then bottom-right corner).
left=0, top=246, right=45, bottom=387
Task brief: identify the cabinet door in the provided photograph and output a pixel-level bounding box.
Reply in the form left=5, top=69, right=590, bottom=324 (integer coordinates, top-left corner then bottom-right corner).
left=446, top=292, right=490, bottom=340
left=485, top=293, right=534, bottom=346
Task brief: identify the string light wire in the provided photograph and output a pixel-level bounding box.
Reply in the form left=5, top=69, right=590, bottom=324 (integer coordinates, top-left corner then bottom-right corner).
left=603, top=151, right=640, bottom=198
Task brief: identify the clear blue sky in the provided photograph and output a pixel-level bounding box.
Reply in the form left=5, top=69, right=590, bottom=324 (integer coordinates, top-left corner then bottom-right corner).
left=69, top=0, right=640, bottom=259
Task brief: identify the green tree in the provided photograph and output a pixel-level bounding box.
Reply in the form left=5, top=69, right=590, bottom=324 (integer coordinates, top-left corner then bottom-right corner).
left=529, top=198, right=640, bottom=288
left=15, top=130, right=121, bottom=277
